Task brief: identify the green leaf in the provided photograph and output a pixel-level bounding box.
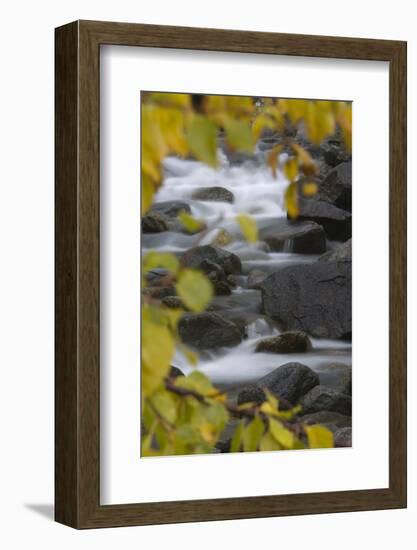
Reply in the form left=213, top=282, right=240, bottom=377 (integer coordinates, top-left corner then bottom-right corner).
left=142, top=251, right=179, bottom=275
left=142, top=318, right=174, bottom=397
left=243, top=416, right=264, bottom=452
left=305, top=425, right=334, bottom=449
left=150, top=389, right=178, bottom=424
left=260, top=430, right=282, bottom=452
left=178, top=211, right=205, bottom=234
left=176, top=269, right=213, bottom=312
left=230, top=421, right=244, bottom=453
left=187, top=115, right=218, bottom=167
left=175, top=370, right=215, bottom=396
left=236, top=214, right=258, bottom=244
left=269, top=418, right=295, bottom=449
left=224, top=118, right=253, bottom=153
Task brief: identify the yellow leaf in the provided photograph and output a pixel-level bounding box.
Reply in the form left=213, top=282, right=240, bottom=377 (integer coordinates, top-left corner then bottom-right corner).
left=269, top=418, right=294, bottom=449
left=176, top=269, right=213, bottom=312
left=142, top=251, right=179, bottom=274
left=187, top=115, right=218, bottom=167
left=278, top=98, right=307, bottom=124
left=260, top=431, right=282, bottom=451
left=224, top=117, right=254, bottom=153
left=285, top=181, right=299, bottom=219
left=236, top=214, right=258, bottom=243
left=305, top=424, right=334, bottom=448
left=267, top=144, right=283, bottom=178
left=178, top=211, right=205, bottom=234
left=251, top=114, right=275, bottom=141
left=142, top=317, right=174, bottom=397
left=141, top=172, right=155, bottom=215
left=243, top=416, right=265, bottom=452
left=284, top=157, right=299, bottom=182
left=291, top=143, right=318, bottom=176
left=302, top=182, right=318, bottom=197
left=305, top=101, right=336, bottom=145
left=148, top=92, right=191, bottom=109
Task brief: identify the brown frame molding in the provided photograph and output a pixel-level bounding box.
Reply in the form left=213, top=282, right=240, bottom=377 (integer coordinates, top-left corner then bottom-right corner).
left=55, top=20, right=407, bottom=529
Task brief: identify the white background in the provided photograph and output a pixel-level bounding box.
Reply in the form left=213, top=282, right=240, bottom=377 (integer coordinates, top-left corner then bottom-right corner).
left=0, top=0, right=415, bottom=548
left=101, top=47, right=389, bottom=504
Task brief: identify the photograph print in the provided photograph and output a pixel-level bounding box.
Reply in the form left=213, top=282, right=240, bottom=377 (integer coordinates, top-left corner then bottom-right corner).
left=141, top=92, right=352, bottom=457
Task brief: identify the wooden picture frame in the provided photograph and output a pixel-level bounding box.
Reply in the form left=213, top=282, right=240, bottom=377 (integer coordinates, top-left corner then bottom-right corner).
left=55, top=20, right=407, bottom=529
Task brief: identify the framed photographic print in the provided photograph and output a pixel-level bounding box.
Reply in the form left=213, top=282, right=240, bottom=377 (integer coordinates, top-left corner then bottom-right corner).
left=55, top=20, right=407, bottom=528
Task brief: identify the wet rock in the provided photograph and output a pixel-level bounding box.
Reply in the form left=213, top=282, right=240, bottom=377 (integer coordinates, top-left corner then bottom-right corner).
left=247, top=269, right=268, bottom=290
left=334, top=427, right=352, bottom=447
left=142, top=212, right=168, bottom=233
left=161, top=296, right=186, bottom=309
left=300, top=385, right=352, bottom=415
left=237, top=362, right=319, bottom=406
left=255, top=331, right=312, bottom=354
left=319, top=239, right=352, bottom=262
left=314, top=363, right=352, bottom=391
left=192, top=186, right=234, bottom=203
left=258, top=218, right=326, bottom=254
left=260, top=261, right=351, bottom=339
left=181, top=245, right=242, bottom=275
left=296, top=198, right=352, bottom=242
left=299, top=410, right=351, bottom=431
left=150, top=200, right=191, bottom=218
left=319, top=161, right=352, bottom=210
left=178, top=312, right=243, bottom=350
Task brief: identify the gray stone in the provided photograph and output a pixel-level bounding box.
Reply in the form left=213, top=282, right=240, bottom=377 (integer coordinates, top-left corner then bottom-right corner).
left=237, top=362, right=320, bottom=406
left=319, top=161, right=352, bottom=210
left=142, top=212, right=168, bottom=233
left=255, top=331, right=312, bottom=354
left=314, top=363, right=352, bottom=391
left=334, top=427, right=352, bottom=447
left=178, top=312, right=243, bottom=350
left=296, top=198, right=352, bottom=242
left=299, top=410, right=352, bottom=430
left=260, top=261, right=351, bottom=339
left=258, top=218, right=326, bottom=254
left=300, top=385, right=352, bottom=415
left=192, top=186, right=234, bottom=203
left=246, top=269, right=268, bottom=290
left=319, top=239, right=352, bottom=262
left=181, top=245, right=242, bottom=275
left=150, top=200, right=191, bottom=218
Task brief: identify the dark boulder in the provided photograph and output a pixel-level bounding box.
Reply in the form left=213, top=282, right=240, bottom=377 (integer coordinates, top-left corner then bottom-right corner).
left=334, top=427, right=352, bottom=447
left=237, top=362, right=319, bottom=406
left=296, top=198, right=352, bottom=242
left=142, top=212, right=168, bottom=233
left=260, top=261, right=351, bottom=339
left=300, top=385, right=352, bottom=415
left=314, top=363, right=352, bottom=391
left=161, top=296, right=186, bottom=309
left=319, top=239, right=352, bottom=262
left=181, top=245, right=242, bottom=275
left=178, top=312, right=242, bottom=350
left=299, top=410, right=351, bottom=431
left=246, top=269, right=268, bottom=290
left=319, top=161, right=352, bottom=210
left=255, top=331, right=312, bottom=354
left=150, top=200, right=191, bottom=218
left=258, top=218, right=326, bottom=254
left=192, top=186, right=234, bottom=203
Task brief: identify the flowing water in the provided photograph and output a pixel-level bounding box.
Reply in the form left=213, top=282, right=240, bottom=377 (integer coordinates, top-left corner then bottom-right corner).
left=145, top=148, right=352, bottom=389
